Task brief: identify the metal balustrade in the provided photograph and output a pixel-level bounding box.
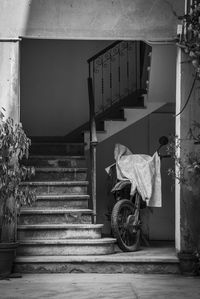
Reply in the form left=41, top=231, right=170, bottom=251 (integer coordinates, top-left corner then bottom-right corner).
left=87, top=40, right=152, bottom=223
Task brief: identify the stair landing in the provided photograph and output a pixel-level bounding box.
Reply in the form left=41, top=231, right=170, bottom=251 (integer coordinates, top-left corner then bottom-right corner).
left=15, top=244, right=180, bottom=274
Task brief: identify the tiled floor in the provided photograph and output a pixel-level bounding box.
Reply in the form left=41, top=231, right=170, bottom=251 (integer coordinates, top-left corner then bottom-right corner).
left=0, top=273, right=200, bottom=299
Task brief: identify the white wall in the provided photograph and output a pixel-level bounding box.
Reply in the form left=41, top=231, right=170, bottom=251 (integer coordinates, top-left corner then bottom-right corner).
left=148, top=44, right=176, bottom=103
left=0, top=41, right=20, bottom=122
left=0, top=0, right=183, bottom=40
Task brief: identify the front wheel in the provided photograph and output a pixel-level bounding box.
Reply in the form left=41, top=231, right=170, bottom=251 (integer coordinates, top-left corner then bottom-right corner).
left=111, top=199, right=140, bottom=252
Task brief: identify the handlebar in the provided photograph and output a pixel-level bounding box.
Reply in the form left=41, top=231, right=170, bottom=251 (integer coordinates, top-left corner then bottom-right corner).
left=158, top=153, right=171, bottom=159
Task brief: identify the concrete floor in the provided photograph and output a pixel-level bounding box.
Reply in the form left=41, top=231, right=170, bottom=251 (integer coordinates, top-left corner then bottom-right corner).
left=0, top=274, right=200, bottom=299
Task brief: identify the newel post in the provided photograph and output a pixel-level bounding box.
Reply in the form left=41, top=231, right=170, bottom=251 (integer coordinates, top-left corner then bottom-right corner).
left=87, top=72, right=98, bottom=224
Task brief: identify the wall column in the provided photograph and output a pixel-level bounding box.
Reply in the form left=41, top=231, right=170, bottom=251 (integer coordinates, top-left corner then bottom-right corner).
left=176, top=45, right=200, bottom=274
left=175, top=47, right=181, bottom=252
left=0, top=39, right=20, bottom=122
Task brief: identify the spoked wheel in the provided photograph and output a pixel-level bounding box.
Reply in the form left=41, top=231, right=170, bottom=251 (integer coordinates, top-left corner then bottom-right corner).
left=111, top=199, right=140, bottom=252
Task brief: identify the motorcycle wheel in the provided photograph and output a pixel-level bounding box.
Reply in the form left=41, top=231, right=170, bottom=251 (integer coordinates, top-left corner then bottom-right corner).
left=111, top=199, right=140, bottom=252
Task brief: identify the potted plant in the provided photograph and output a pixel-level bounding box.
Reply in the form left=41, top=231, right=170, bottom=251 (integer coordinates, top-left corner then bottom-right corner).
left=167, top=121, right=200, bottom=275
left=0, top=109, right=35, bottom=278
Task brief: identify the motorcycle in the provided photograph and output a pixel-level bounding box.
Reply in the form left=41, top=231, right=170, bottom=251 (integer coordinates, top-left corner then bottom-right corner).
left=107, top=136, right=170, bottom=252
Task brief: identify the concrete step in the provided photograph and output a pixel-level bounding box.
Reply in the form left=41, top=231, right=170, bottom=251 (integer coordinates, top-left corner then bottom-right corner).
left=19, top=208, right=93, bottom=225
left=17, top=238, right=116, bottom=256
left=30, top=142, right=84, bottom=156
left=21, top=181, right=89, bottom=195
left=22, top=155, right=86, bottom=168
left=31, top=167, right=87, bottom=181
left=18, top=224, right=103, bottom=240
left=31, top=194, right=89, bottom=209
left=14, top=246, right=180, bottom=274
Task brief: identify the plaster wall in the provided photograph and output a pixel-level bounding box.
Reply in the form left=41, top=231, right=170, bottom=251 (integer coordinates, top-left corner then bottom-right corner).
left=20, top=41, right=176, bottom=137
left=0, top=0, right=183, bottom=41
left=0, top=41, right=20, bottom=122
left=148, top=44, right=176, bottom=103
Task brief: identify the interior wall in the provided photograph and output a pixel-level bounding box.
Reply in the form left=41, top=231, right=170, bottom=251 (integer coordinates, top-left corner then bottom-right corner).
left=20, top=40, right=110, bottom=136
left=96, top=104, right=175, bottom=240
left=21, top=41, right=176, bottom=137
left=148, top=44, right=176, bottom=103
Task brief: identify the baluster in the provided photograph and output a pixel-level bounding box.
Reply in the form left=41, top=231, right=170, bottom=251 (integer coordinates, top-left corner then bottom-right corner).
left=87, top=77, right=97, bottom=224
left=109, top=51, right=112, bottom=105
left=118, top=45, right=121, bottom=100
left=127, top=42, right=129, bottom=95
left=135, top=41, right=137, bottom=90
left=92, top=60, right=95, bottom=113
left=101, top=56, right=104, bottom=111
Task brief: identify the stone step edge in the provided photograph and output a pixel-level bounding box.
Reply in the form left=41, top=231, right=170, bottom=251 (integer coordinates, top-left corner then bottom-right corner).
left=26, top=155, right=85, bottom=159
left=18, top=238, right=116, bottom=245
left=35, top=194, right=90, bottom=200
left=15, top=254, right=179, bottom=264
left=31, top=142, right=84, bottom=146
left=34, top=167, right=87, bottom=172
left=18, top=224, right=103, bottom=230
left=20, top=208, right=93, bottom=214
left=21, top=181, right=89, bottom=186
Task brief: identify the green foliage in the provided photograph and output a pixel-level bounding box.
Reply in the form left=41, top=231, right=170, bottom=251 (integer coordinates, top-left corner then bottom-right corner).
left=0, top=108, right=36, bottom=241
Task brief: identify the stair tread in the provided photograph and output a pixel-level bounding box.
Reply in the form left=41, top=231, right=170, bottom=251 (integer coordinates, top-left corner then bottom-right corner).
left=104, top=118, right=126, bottom=121
left=20, top=208, right=93, bottom=214
left=36, top=194, right=89, bottom=199
left=18, top=224, right=103, bottom=229
left=18, top=238, right=116, bottom=245
left=22, top=181, right=89, bottom=186
left=15, top=251, right=179, bottom=263
left=31, top=142, right=84, bottom=145
left=28, top=155, right=85, bottom=159
left=122, top=106, right=146, bottom=110
left=34, top=167, right=87, bottom=172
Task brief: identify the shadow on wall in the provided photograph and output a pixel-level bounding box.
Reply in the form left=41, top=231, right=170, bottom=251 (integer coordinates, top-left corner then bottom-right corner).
left=95, top=104, right=175, bottom=241
left=20, top=41, right=176, bottom=137
left=20, top=39, right=111, bottom=136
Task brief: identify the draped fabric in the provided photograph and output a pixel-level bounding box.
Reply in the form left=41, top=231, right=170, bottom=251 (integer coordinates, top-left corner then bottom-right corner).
left=106, top=144, right=162, bottom=207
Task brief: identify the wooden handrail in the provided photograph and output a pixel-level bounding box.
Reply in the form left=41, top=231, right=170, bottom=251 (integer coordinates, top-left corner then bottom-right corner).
left=87, top=77, right=97, bottom=224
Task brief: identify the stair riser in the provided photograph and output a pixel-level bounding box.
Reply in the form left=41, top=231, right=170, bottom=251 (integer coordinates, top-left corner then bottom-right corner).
left=28, top=185, right=88, bottom=195
left=32, top=199, right=88, bottom=209
left=14, top=262, right=180, bottom=274
left=30, top=144, right=84, bottom=156
left=19, top=213, right=92, bottom=225
left=18, top=228, right=102, bottom=240
left=23, top=158, right=86, bottom=168
left=17, top=244, right=115, bottom=256
left=32, top=171, right=87, bottom=181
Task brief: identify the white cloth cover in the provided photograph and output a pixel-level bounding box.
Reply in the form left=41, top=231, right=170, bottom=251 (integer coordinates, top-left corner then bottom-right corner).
left=106, top=144, right=162, bottom=207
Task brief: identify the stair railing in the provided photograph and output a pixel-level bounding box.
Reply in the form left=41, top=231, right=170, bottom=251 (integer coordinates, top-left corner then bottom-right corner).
left=87, top=76, right=97, bottom=224
left=87, top=40, right=152, bottom=223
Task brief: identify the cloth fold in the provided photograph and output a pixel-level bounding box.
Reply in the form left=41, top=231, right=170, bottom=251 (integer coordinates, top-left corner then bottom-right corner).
left=106, top=144, right=162, bottom=207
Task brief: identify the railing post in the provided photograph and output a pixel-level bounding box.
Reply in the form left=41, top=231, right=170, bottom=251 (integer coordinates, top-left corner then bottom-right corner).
left=87, top=75, right=98, bottom=224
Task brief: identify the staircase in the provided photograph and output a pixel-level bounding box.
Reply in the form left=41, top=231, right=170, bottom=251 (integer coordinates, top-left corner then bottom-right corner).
left=15, top=142, right=116, bottom=272
left=14, top=40, right=180, bottom=273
